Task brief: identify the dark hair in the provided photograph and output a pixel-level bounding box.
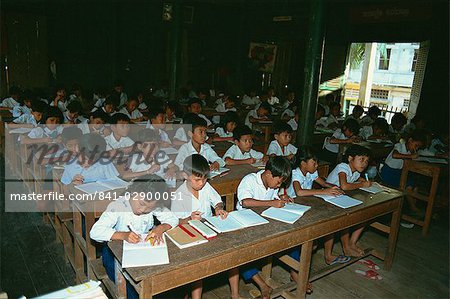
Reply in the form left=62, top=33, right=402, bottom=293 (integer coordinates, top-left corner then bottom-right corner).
left=342, top=118, right=360, bottom=135
left=61, top=126, right=82, bottom=144
left=31, top=100, right=47, bottom=114
left=188, top=98, right=202, bottom=107
left=292, top=145, right=318, bottom=169
left=113, top=80, right=124, bottom=87
left=273, top=121, right=293, bottom=135
left=391, top=112, right=407, bottom=127
left=127, top=174, right=171, bottom=208
left=220, top=111, right=239, bottom=128
left=258, top=101, right=271, bottom=113
left=90, top=110, right=110, bottom=123
left=66, top=100, right=83, bottom=114
left=127, top=97, right=139, bottom=104
left=44, top=106, right=63, bottom=124
left=408, top=129, right=427, bottom=145
left=20, top=89, right=35, bottom=104
left=233, top=125, right=253, bottom=141
left=265, top=156, right=291, bottom=181
left=183, top=154, right=210, bottom=178
left=329, top=102, right=341, bottom=110
left=352, top=105, right=364, bottom=114
left=137, top=128, right=160, bottom=143
left=344, top=144, right=371, bottom=162
left=9, top=86, right=21, bottom=96
left=78, top=133, right=107, bottom=162
left=316, top=104, right=325, bottom=114
left=367, top=106, right=381, bottom=117
left=372, top=118, right=389, bottom=134
left=149, top=108, right=165, bottom=121
left=182, top=114, right=207, bottom=132
left=111, top=113, right=130, bottom=124
left=411, top=115, right=426, bottom=126
left=105, top=95, right=120, bottom=108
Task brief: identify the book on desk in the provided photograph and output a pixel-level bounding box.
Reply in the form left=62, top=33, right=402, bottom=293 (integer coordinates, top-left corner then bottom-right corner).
left=165, top=224, right=208, bottom=249
left=262, top=203, right=311, bottom=224
left=74, top=177, right=130, bottom=194
left=122, top=234, right=169, bottom=268
left=204, top=209, right=269, bottom=233
left=315, top=194, right=363, bottom=209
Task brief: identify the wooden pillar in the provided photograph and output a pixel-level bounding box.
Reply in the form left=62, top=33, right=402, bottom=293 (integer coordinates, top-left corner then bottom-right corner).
left=296, top=0, right=325, bottom=146
left=169, top=0, right=182, bottom=100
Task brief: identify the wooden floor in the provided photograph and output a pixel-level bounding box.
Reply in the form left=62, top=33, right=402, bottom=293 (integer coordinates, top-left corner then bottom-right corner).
left=1, top=163, right=449, bottom=298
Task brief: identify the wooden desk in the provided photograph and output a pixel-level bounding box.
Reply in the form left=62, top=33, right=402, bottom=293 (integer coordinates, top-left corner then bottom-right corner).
left=108, top=188, right=403, bottom=299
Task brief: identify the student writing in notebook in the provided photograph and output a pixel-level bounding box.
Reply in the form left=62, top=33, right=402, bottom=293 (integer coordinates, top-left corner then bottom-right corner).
left=146, top=108, right=172, bottom=147
left=171, top=155, right=241, bottom=299
left=235, top=156, right=292, bottom=299
left=325, top=145, right=371, bottom=258
left=104, top=113, right=135, bottom=154
left=90, top=176, right=178, bottom=299
left=21, top=106, right=63, bottom=145
left=223, top=125, right=266, bottom=165
left=266, top=122, right=298, bottom=159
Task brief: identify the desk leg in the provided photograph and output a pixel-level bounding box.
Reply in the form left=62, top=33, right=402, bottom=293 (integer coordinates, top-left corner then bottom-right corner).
left=225, top=194, right=234, bottom=212
left=296, top=241, right=313, bottom=299
left=385, top=198, right=402, bottom=270
left=140, top=280, right=153, bottom=299
left=114, top=258, right=127, bottom=298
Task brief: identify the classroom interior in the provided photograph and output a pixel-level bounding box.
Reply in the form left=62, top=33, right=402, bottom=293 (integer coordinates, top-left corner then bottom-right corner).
left=0, top=0, right=449, bottom=298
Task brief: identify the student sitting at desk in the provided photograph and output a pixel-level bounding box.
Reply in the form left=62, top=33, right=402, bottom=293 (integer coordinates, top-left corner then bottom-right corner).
left=287, top=109, right=299, bottom=131
left=91, top=95, right=118, bottom=116
left=223, top=125, right=266, bottom=165
left=359, top=117, right=390, bottom=140
left=11, top=100, right=46, bottom=128
left=213, top=96, right=237, bottom=124
left=187, top=97, right=213, bottom=128
left=345, top=105, right=364, bottom=123
left=12, top=89, right=33, bottom=118
left=267, top=122, right=298, bottom=159
left=326, top=145, right=372, bottom=258
left=104, top=113, right=134, bottom=153
left=314, top=104, right=326, bottom=127
left=60, top=133, right=120, bottom=186
left=146, top=108, right=172, bottom=147
left=360, top=105, right=381, bottom=126
left=171, top=154, right=238, bottom=299
left=244, top=101, right=271, bottom=130
left=174, top=115, right=225, bottom=171
left=321, top=118, right=361, bottom=166
left=0, top=86, right=20, bottom=108
left=389, top=112, right=408, bottom=142
left=21, top=106, right=63, bottom=144
left=213, top=111, right=238, bottom=142
left=236, top=156, right=292, bottom=299
left=63, top=100, right=84, bottom=124
left=118, top=97, right=144, bottom=123
left=322, top=102, right=341, bottom=130
left=90, top=176, right=178, bottom=299
left=78, top=110, right=110, bottom=136
left=120, top=129, right=176, bottom=186
left=164, top=101, right=179, bottom=123
left=286, top=146, right=345, bottom=269
left=173, top=113, right=195, bottom=146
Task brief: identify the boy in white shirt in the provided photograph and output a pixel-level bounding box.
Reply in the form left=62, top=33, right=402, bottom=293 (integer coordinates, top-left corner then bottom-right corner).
left=242, top=90, right=260, bottom=106
left=174, top=115, right=225, bottom=171
left=0, top=86, right=20, bottom=108
left=187, top=98, right=212, bottom=128
left=323, top=102, right=341, bottom=129
left=287, top=110, right=299, bottom=131
left=223, top=125, right=265, bottom=165
left=11, top=100, right=46, bottom=128
left=146, top=108, right=172, bottom=147
left=236, top=156, right=292, bottom=298
left=104, top=113, right=134, bottom=153
left=90, top=176, right=178, bottom=299
left=91, top=96, right=118, bottom=116
left=63, top=101, right=84, bottom=124
left=78, top=110, right=110, bottom=135
left=267, top=122, right=297, bottom=159
left=12, top=90, right=33, bottom=117
left=21, top=107, right=63, bottom=145
left=118, top=97, right=144, bottom=123
left=244, top=101, right=271, bottom=129
left=359, top=118, right=389, bottom=140
left=345, top=105, right=364, bottom=123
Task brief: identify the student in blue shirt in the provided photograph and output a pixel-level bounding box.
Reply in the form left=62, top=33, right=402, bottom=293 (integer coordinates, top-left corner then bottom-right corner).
left=61, top=133, right=119, bottom=185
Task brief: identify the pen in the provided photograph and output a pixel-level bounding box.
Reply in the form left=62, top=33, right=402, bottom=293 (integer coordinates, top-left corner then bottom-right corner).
left=365, top=173, right=369, bottom=181
left=127, top=224, right=143, bottom=242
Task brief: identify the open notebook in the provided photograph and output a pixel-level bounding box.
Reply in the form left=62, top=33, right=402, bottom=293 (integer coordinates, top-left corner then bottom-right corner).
left=74, top=178, right=130, bottom=194
left=262, top=203, right=311, bottom=224
left=165, top=224, right=208, bottom=249
left=34, top=280, right=107, bottom=299
left=209, top=167, right=230, bottom=179
left=315, top=194, right=363, bottom=209
left=360, top=182, right=385, bottom=194
left=122, top=234, right=169, bottom=268
left=251, top=160, right=266, bottom=169
left=204, top=209, right=268, bottom=233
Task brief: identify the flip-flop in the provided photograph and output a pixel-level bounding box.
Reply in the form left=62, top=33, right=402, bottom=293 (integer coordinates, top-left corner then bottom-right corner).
left=358, top=259, right=380, bottom=270
left=355, top=269, right=382, bottom=280
left=327, top=255, right=351, bottom=265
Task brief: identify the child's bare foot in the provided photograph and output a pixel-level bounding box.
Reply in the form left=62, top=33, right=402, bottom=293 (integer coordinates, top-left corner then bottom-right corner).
left=345, top=244, right=364, bottom=257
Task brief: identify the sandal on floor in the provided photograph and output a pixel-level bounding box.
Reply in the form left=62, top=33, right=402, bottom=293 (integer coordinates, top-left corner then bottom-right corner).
left=358, top=259, right=380, bottom=270
left=355, top=269, right=382, bottom=280
left=326, top=255, right=351, bottom=265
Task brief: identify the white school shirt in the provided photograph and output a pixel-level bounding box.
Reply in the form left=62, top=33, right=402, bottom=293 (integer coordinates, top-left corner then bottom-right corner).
left=1, top=97, right=19, bottom=108
left=326, top=162, right=360, bottom=186
left=28, top=125, right=63, bottom=139
left=77, top=119, right=106, bottom=135
left=325, top=115, right=339, bottom=127
left=237, top=170, right=280, bottom=210
left=174, top=140, right=225, bottom=170
left=90, top=196, right=178, bottom=242
left=315, top=117, right=328, bottom=127
left=198, top=114, right=212, bottom=127
left=60, top=158, right=119, bottom=185
left=281, top=108, right=295, bottom=119
left=171, top=181, right=222, bottom=219
left=94, top=97, right=105, bottom=108
left=242, top=95, right=260, bottom=106
left=138, top=102, right=148, bottom=110
left=12, top=105, right=32, bottom=118
left=266, top=140, right=298, bottom=156
left=173, top=127, right=188, bottom=143
left=359, top=126, right=373, bottom=140
left=223, top=144, right=264, bottom=161
left=287, top=118, right=298, bottom=131
left=215, top=127, right=233, bottom=138
left=286, top=168, right=319, bottom=198
left=119, top=107, right=143, bottom=120
left=50, top=100, right=67, bottom=112
left=13, top=114, right=38, bottom=126
left=128, top=152, right=175, bottom=187
left=119, top=92, right=128, bottom=107
left=360, top=115, right=374, bottom=126
left=245, top=109, right=258, bottom=129
left=384, top=142, right=410, bottom=169
left=215, top=103, right=237, bottom=113
left=324, top=129, right=347, bottom=153
left=145, top=123, right=172, bottom=144
left=104, top=134, right=134, bottom=150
